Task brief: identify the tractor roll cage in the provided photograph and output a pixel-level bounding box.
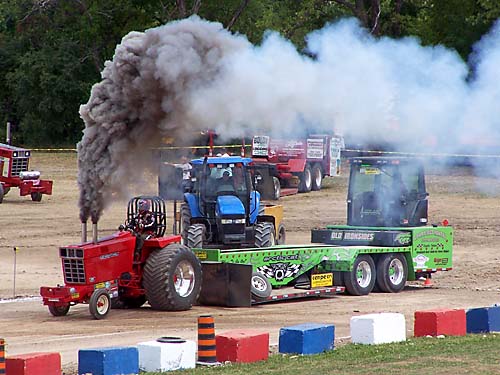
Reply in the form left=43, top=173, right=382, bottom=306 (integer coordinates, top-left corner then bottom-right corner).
left=126, top=196, right=167, bottom=237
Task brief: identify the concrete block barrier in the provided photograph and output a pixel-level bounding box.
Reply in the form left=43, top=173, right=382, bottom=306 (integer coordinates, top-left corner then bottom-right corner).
left=137, top=338, right=196, bottom=372
left=216, top=330, right=269, bottom=363
left=351, top=313, right=406, bottom=345
left=6, top=352, right=61, bottom=375
left=78, top=347, right=138, bottom=375
left=414, top=308, right=466, bottom=337
left=466, top=306, right=500, bottom=333
left=279, top=323, right=335, bottom=355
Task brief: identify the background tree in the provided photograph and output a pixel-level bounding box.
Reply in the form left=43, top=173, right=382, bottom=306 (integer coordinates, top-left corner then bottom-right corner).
left=0, top=0, right=499, bottom=146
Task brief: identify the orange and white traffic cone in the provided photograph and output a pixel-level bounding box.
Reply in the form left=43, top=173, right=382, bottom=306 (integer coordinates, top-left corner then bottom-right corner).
left=423, top=276, right=433, bottom=287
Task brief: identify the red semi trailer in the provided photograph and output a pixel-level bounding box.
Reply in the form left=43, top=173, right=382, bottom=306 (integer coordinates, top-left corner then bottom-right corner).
left=251, top=134, right=344, bottom=199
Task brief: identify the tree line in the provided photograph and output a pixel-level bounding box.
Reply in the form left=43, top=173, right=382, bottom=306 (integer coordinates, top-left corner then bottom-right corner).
left=0, top=0, right=498, bottom=147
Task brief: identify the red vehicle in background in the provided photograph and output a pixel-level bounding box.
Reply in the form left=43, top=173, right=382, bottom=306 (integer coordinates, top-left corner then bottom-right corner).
left=0, top=142, right=53, bottom=203
left=251, top=134, right=344, bottom=199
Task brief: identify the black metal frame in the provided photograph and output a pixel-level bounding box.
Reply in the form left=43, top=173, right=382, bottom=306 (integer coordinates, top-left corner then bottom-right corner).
left=126, top=196, right=167, bottom=237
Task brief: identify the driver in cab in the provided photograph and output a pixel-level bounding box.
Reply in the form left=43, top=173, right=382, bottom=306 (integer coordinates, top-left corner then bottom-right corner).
left=216, top=168, right=235, bottom=193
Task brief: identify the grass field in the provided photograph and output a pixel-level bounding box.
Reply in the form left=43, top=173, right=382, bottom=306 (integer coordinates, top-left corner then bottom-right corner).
left=145, top=334, right=500, bottom=375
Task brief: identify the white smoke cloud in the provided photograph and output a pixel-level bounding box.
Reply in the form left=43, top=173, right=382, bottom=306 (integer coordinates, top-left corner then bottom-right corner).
left=186, top=18, right=471, bottom=148
left=78, top=16, right=500, bottom=221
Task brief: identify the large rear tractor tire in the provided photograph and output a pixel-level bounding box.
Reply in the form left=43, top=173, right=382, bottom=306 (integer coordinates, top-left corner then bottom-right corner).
left=180, top=203, right=191, bottom=244
left=186, top=224, right=206, bottom=249
left=31, top=192, right=42, bottom=202
left=0, top=184, right=3, bottom=204
left=251, top=272, right=272, bottom=301
left=311, top=164, right=323, bottom=191
left=375, top=253, right=408, bottom=293
left=48, top=304, right=70, bottom=317
left=89, top=289, right=111, bottom=319
left=298, top=165, right=312, bottom=193
left=344, top=255, right=376, bottom=296
left=144, top=244, right=202, bottom=311
left=254, top=222, right=276, bottom=247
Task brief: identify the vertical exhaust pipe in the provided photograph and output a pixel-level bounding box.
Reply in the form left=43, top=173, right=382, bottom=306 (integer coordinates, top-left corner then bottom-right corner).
left=92, top=222, right=98, bottom=244
left=6, top=122, right=11, bottom=145
left=81, top=221, right=88, bottom=243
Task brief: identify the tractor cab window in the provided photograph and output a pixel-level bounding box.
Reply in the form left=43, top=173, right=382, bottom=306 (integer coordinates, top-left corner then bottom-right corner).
left=348, top=161, right=427, bottom=227
left=205, top=163, right=248, bottom=198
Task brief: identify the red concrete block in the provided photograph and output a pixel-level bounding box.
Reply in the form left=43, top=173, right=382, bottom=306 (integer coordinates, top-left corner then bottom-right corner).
left=414, top=309, right=466, bottom=337
left=216, top=330, right=269, bottom=363
left=6, top=352, right=61, bottom=375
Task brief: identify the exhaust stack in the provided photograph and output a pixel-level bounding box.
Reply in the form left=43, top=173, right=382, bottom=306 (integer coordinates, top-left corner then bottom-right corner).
left=81, top=221, right=88, bottom=243
left=92, top=222, right=98, bottom=244
left=6, top=122, right=11, bottom=145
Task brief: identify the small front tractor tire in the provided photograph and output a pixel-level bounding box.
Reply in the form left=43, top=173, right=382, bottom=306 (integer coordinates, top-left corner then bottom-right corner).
left=251, top=272, right=272, bottom=300
left=89, top=289, right=111, bottom=319
left=344, top=255, right=376, bottom=296
left=143, top=244, right=202, bottom=311
left=375, top=253, right=408, bottom=293
left=311, top=164, right=323, bottom=191
left=277, top=223, right=286, bottom=245
left=48, top=304, right=70, bottom=317
left=255, top=222, right=276, bottom=247
left=0, top=184, right=4, bottom=204
left=31, top=192, right=42, bottom=202
left=272, top=177, right=281, bottom=200
left=186, top=224, right=206, bottom=249
left=298, top=164, right=312, bottom=193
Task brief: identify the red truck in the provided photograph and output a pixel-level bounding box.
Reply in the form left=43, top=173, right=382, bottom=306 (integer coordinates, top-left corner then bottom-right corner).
left=251, top=134, right=344, bottom=199
left=0, top=143, right=53, bottom=203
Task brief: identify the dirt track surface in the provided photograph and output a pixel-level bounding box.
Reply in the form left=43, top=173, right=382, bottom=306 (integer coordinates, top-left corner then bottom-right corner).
left=1, top=153, right=500, bottom=374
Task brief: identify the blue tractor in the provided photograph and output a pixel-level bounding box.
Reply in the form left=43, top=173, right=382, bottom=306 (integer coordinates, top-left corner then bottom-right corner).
left=180, top=156, right=285, bottom=249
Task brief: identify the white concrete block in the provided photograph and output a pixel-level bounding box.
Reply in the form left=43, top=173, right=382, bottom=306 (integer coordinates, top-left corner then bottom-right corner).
left=350, top=313, right=406, bottom=345
left=137, top=339, right=196, bottom=372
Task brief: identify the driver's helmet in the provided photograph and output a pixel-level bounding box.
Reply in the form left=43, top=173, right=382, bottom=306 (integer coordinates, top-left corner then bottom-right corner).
left=222, top=167, right=232, bottom=177
left=138, top=199, right=151, bottom=213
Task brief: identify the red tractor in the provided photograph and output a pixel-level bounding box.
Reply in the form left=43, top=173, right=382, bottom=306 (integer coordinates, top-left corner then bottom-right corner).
left=0, top=143, right=53, bottom=203
left=40, top=196, right=202, bottom=319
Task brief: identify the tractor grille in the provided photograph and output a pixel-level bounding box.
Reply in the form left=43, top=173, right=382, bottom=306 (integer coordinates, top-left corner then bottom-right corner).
left=223, top=223, right=245, bottom=235
left=62, top=259, right=85, bottom=283
left=11, top=157, right=29, bottom=176
left=60, top=247, right=85, bottom=283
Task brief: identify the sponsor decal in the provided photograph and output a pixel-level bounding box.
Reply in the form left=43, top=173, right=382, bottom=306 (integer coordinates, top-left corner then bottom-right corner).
left=195, top=250, right=207, bottom=260
left=263, top=254, right=299, bottom=262
left=99, top=251, right=119, bottom=260
left=434, top=257, right=449, bottom=266
left=306, top=139, right=325, bottom=159
left=311, top=273, right=333, bottom=288
left=360, top=167, right=380, bottom=175
left=414, top=229, right=446, bottom=240
left=396, top=233, right=411, bottom=245
left=258, top=263, right=301, bottom=281
left=414, top=254, right=429, bottom=268
left=330, top=231, right=343, bottom=240
left=71, top=293, right=80, bottom=299
left=344, top=232, right=374, bottom=241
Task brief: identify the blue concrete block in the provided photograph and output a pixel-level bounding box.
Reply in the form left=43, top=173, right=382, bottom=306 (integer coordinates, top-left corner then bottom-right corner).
left=279, top=323, right=335, bottom=355
left=78, top=346, right=138, bottom=375
left=467, top=306, right=500, bottom=333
